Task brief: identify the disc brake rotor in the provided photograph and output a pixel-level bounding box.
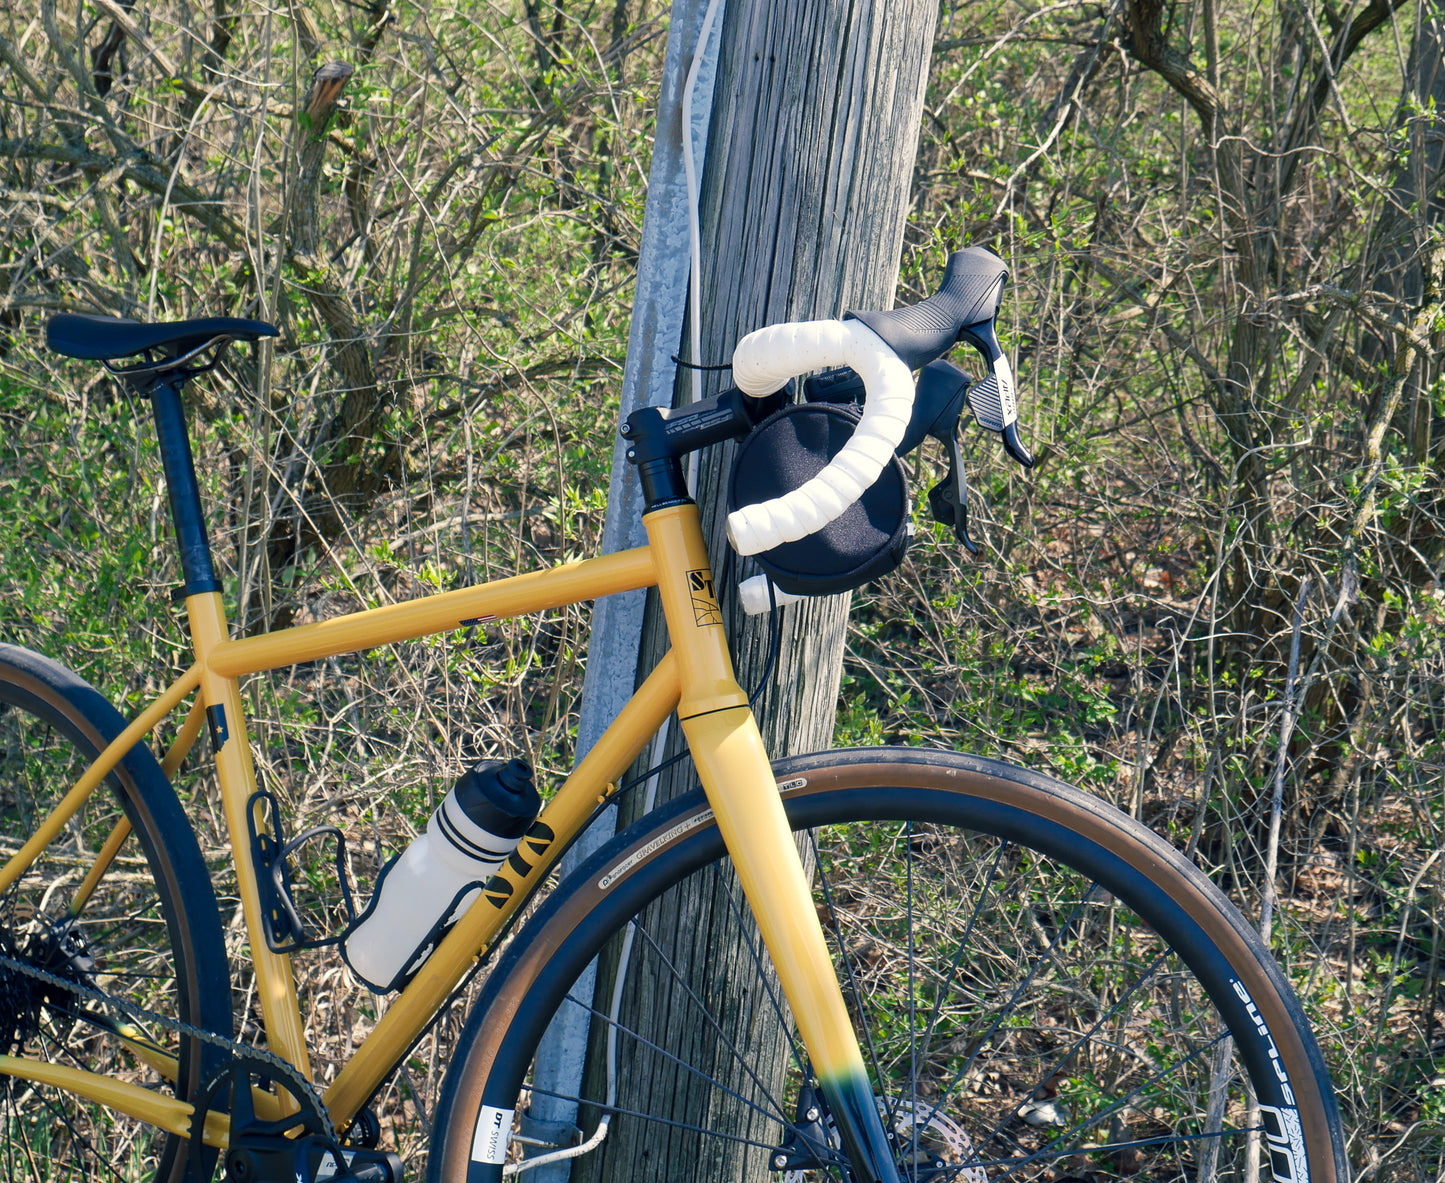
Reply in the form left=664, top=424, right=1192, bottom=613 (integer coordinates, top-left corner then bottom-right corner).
left=881, top=1097, right=987, bottom=1183
left=780, top=1095, right=988, bottom=1183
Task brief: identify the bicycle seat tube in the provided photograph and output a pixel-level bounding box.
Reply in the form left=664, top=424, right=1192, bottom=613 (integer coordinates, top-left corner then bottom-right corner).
left=151, top=372, right=312, bottom=1080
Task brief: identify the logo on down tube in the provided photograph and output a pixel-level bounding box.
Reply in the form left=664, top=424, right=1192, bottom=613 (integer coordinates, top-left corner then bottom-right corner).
left=1231, top=979, right=1309, bottom=1181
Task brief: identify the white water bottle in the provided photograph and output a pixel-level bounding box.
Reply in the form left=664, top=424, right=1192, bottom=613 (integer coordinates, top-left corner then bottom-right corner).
left=344, top=759, right=540, bottom=991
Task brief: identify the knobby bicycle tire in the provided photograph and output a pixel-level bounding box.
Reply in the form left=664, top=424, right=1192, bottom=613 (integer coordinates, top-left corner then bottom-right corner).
left=0, top=644, right=231, bottom=1182
left=429, top=747, right=1345, bottom=1183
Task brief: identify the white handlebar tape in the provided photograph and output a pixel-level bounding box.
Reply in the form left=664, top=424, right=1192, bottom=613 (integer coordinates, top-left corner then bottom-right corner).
left=726, top=319, right=914, bottom=556
left=737, top=574, right=808, bottom=616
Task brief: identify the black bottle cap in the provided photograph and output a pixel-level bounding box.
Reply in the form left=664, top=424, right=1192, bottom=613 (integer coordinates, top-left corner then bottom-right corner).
left=451, top=759, right=541, bottom=839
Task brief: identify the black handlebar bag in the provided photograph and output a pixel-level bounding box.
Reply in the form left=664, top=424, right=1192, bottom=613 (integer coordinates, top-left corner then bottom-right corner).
left=727, top=401, right=910, bottom=597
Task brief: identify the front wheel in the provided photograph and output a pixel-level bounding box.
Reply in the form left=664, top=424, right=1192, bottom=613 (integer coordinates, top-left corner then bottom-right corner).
left=430, top=747, right=1346, bottom=1182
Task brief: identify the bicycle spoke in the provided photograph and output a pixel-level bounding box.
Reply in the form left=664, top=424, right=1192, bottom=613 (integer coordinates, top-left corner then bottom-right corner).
left=912, top=838, right=1009, bottom=1071
left=983, top=1032, right=1238, bottom=1182
left=713, top=862, right=810, bottom=1077
left=552, top=988, right=798, bottom=1140
left=932, top=1125, right=1251, bottom=1179
left=922, top=887, right=1094, bottom=1140
left=628, top=920, right=791, bottom=1125
left=966, top=947, right=1173, bottom=1158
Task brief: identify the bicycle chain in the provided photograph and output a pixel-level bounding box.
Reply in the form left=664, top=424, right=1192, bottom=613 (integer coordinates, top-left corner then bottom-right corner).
left=0, top=946, right=335, bottom=1145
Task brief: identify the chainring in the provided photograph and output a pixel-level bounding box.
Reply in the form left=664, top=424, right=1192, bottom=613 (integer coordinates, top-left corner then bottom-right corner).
left=188, top=1048, right=337, bottom=1183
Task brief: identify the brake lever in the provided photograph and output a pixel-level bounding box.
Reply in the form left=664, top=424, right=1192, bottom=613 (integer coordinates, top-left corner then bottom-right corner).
left=958, top=319, right=1034, bottom=469
left=926, top=429, right=979, bottom=556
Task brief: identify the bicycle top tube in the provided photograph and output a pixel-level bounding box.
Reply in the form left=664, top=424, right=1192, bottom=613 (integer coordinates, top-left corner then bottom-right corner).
left=45, top=247, right=1029, bottom=619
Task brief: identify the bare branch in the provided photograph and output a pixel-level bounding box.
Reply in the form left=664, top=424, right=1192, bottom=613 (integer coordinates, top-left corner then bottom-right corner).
left=0, top=137, right=247, bottom=250
left=1124, top=0, right=1226, bottom=135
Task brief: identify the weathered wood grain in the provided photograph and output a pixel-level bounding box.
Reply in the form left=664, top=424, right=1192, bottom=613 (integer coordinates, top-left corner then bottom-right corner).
left=576, top=2, right=937, bottom=1179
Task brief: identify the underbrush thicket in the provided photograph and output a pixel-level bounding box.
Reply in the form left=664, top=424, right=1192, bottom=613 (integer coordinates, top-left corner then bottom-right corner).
left=2, top=0, right=1444, bottom=1176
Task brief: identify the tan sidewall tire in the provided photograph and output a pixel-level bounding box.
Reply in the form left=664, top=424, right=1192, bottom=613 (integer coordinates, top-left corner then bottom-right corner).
left=429, top=747, right=1346, bottom=1183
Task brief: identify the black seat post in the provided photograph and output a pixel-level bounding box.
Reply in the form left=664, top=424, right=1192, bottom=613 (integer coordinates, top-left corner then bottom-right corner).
left=148, top=376, right=222, bottom=599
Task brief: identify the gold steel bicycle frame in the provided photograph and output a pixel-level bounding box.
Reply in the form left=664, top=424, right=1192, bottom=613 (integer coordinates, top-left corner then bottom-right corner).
left=0, top=504, right=871, bottom=1156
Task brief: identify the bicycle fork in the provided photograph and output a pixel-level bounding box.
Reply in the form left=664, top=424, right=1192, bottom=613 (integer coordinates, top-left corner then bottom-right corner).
left=645, top=504, right=901, bottom=1183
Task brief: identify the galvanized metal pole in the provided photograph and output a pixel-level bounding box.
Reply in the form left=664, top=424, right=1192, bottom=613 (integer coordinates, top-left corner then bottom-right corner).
left=521, top=3, right=723, bottom=1176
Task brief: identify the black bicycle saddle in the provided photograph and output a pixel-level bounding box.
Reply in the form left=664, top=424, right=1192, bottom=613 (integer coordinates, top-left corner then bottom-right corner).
left=47, top=313, right=278, bottom=362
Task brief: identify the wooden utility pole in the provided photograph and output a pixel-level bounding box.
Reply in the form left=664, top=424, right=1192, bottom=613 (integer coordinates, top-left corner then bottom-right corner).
left=573, top=1, right=938, bottom=1179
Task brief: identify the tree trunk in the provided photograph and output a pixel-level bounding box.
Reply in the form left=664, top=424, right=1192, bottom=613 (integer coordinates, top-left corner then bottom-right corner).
left=574, top=1, right=937, bottom=1180
left=1369, top=2, right=1445, bottom=462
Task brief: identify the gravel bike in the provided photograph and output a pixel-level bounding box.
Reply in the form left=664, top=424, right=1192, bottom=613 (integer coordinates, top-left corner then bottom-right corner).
left=0, top=250, right=1346, bottom=1182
